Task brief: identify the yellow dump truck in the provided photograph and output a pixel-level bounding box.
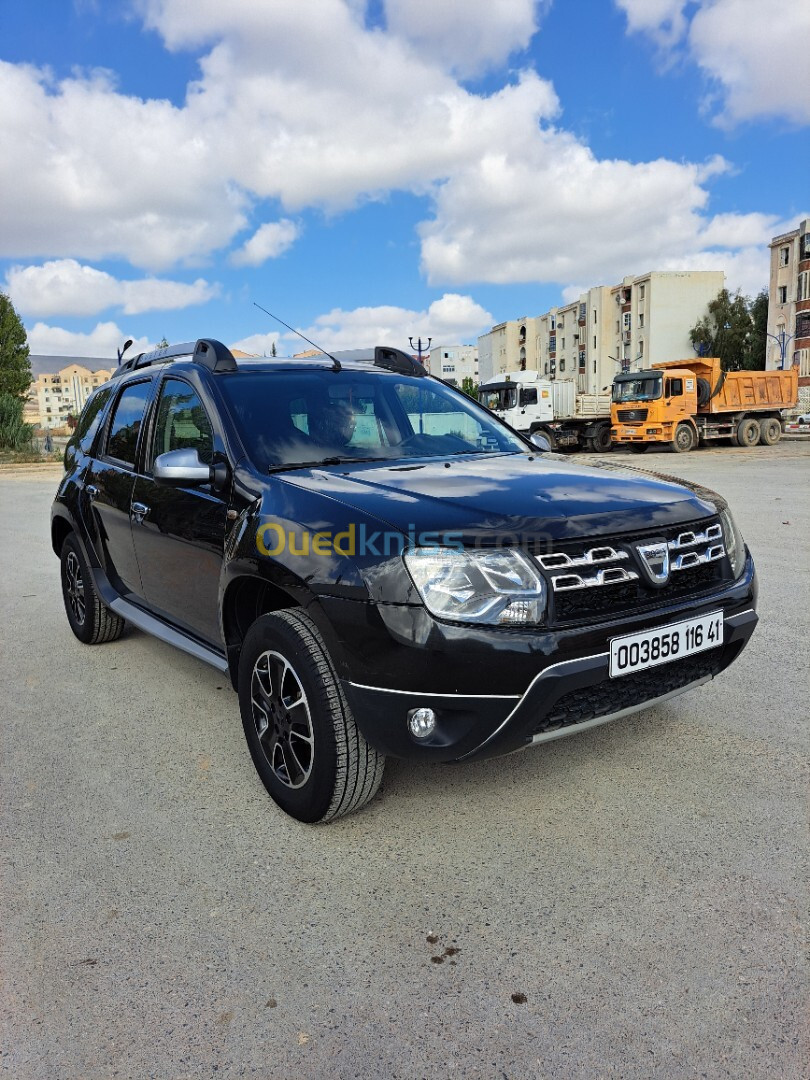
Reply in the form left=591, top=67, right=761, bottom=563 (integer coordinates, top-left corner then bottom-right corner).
left=610, top=357, right=798, bottom=453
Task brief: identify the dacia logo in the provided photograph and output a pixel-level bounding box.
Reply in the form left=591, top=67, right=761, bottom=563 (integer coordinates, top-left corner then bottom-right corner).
left=634, top=539, right=670, bottom=587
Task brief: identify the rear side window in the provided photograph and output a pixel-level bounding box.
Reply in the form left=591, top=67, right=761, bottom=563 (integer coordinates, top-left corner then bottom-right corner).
left=73, top=386, right=113, bottom=454
left=105, top=382, right=151, bottom=466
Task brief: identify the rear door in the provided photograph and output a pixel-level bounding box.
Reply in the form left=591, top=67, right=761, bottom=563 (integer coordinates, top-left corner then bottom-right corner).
left=84, top=378, right=153, bottom=599
left=130, top=375, right=229, bottom=646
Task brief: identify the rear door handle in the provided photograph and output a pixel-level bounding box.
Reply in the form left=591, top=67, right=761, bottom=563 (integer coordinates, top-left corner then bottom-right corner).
left=131, top=502, right=149, bottom=523
left=86, top=484, right=99, bottom=499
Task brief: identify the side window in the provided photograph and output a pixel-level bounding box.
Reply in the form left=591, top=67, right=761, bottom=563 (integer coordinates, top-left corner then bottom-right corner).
left=667, top=378, right=684, bottom=397
left=105, top=382, right=151, bottom=466
left=73, top=386, right=113, bottom=454
left=520, top=387, right=538, bottom=406
left=152, top=378, right=214, bottom=466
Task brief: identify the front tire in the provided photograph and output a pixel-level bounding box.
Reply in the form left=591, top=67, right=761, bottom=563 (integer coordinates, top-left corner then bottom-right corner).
left=671, top=423, right=695, bottom=453
left=238, top=610, right=385, bottom=823
left=60, top=534, right=126, bottom=645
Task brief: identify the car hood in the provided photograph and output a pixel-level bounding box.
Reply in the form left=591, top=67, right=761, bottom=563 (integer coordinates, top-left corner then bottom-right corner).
left=277, top=452, right=721, bottom=543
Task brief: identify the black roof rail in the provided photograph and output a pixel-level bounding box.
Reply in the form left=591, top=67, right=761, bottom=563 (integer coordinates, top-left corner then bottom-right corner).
left=329, top=346, right=427, bottom=376
left=193, top=339, right=238, bottom=373
left=111, top=340, right=196, bottom=379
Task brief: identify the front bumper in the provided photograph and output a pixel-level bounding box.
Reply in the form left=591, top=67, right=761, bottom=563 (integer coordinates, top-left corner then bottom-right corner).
left=333, top=554, right=757, bottom=763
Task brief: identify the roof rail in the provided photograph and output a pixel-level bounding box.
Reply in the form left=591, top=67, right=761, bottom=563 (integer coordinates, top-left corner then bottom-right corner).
left=111, top=340, right=196, bottom=379
left=193, top=339, right=238, bottom=373
left=111, top=338, right=238, bottom=379
left=329, top=346, right=427, bottom=377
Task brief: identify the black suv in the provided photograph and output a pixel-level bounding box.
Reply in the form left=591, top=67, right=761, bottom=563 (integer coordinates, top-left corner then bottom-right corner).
left=52, top=339, right=758, bottom=822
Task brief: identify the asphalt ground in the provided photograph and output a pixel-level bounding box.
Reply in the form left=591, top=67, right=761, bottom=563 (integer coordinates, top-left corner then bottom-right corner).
left=1, top=442, right=807, bottom=1079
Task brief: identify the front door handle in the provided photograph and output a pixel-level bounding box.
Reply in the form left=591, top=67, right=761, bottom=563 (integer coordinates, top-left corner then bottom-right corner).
left=131, top=502, right=150, bottom=523
left=86, top=484, right=99, bottom=499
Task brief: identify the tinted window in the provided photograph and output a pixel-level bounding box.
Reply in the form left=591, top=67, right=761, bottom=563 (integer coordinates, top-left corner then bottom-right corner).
left=152, top=378, right=214, bottom=465
left=520, top=387, right=538, bottom=406
left=105, top=382, right=151, bottom=466
left=72, top=386, right=113, bottom=454
left=667, top=378, right=683, bottom=396
left=218, top=369, right=526, bottom=469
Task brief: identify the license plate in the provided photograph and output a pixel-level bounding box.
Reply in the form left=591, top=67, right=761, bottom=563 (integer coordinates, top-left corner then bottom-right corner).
left=609, top=611, right=723, bottom=678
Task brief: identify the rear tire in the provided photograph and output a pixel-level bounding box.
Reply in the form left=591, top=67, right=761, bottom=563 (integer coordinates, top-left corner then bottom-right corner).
left=238, top=609, right=385, bottom=823
left=758, top=417, right=781, bottom=446
left=671, top=423, right=695, bottom=453
left=736, top=418, right=760, bottom=448
left=60, top=534, right=126, bottom=645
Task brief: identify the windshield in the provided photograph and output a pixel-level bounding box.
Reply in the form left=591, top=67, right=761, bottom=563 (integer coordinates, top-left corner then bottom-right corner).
left=478, top=385, right=517, bottom=411
left=612, top=375, right=662, bottom=403
left=218, top=369, right=528, bottom=469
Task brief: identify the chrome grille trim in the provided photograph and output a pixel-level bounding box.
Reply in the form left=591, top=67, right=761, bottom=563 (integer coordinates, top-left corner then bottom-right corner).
left=537, top=546, right=628, bottom=571
left=669, top=524, right=722, bottom=550
left=671, top=544, right=725, bottom=572
left=551, top=567, right=639, bottom=592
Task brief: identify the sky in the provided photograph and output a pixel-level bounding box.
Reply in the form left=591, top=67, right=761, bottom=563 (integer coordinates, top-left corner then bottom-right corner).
left=1, top=0, right=808, bottom=360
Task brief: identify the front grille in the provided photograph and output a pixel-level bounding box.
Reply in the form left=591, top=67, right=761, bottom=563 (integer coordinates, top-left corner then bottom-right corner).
left=532, top=519, right=729, bottom=625
left=530, top=649, right=722, bottom=737
left=617, top=408, right=648, bottom=422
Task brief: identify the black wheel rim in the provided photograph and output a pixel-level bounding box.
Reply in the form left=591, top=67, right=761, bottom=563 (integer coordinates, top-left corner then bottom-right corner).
left=251, top=651, right=314, bottom=789
left=64, top=551, right=86, bottom=625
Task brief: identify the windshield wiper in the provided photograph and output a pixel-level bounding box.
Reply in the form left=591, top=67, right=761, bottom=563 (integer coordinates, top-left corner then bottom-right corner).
left=268, top=456, right=387, bottom=473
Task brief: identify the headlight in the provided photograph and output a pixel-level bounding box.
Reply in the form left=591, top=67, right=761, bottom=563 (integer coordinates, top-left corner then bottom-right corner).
left=403, top=547, right=546, bottom=625
left=719, top=507, right=745, bottom=579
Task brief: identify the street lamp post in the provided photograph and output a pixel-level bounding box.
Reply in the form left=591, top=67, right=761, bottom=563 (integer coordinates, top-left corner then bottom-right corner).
left=765, top=328, right=796, bottom=370
left=408, top=336, right=432, bottom=368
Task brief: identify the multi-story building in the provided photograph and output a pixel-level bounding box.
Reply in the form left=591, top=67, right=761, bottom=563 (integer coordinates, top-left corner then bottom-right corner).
left=479, top=270, right=724, bottom=394
left=477, top=318, right=540, bottom=384
left=27, top=357, right=113, bottom=430
left=426, top=344, right=479, bottom=386
left=767, top=219, right=810, bottom=387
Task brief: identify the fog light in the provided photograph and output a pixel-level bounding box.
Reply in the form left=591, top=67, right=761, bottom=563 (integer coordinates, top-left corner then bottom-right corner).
left=408, top=707, right=437, bottom=739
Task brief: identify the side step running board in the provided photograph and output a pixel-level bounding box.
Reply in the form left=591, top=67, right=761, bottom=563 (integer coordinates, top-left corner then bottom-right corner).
left=109, top=596, right=229, bottom=673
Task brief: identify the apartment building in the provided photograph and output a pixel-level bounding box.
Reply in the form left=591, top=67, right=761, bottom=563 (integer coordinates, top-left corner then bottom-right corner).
left=477, top=318, right=540, bottom=384
left=426, top=344, right=479, bottom=385
left=27, top=357, right=113, bottom=430
left=479, top=271, right=724, bottom=394
left=767, top=219, right=810, bottom=381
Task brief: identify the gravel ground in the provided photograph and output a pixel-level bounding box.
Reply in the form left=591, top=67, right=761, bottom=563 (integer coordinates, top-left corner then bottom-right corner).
left=1, top=443, right=807, bottom=1079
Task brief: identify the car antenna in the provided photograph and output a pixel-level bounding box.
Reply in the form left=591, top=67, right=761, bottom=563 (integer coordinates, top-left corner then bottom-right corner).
left=253, top=302, right=341, bottom=372
left=117, top=338, right=134, bottom=364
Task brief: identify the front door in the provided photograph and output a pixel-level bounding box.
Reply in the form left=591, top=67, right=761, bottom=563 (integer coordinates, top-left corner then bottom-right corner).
left=130, top=376, right=228, bottom=646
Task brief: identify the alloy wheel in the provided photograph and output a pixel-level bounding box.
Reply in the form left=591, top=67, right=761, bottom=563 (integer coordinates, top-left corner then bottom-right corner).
left=250, top=650, right=314, bottom=789
left=64, top=551, right=86, bottom=625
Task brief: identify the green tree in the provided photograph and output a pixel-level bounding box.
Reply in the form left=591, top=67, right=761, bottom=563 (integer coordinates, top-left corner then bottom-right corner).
left=0, top=392, right=34, bottom=451
left=744, top=289, right=768, bottom=370
left=689, top=288, right=754, bottom=371
left=0, top=292, right=32, bottom=398
left=271, top=341, right=277, bottom=357
left=460, top=376, right=479, bottom=399
left=157, top=336, right=170, bottom=348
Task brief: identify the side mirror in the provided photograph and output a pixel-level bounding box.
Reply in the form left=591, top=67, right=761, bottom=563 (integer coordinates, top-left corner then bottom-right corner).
left=153, top=448, right=211, bottom=486
left=530, top=431, right=552, bottom=452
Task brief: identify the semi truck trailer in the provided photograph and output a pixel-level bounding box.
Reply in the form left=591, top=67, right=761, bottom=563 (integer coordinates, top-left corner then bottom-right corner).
left=610, top=357, right=798, bottom=453
left=479, top=371, right=612, bottom=451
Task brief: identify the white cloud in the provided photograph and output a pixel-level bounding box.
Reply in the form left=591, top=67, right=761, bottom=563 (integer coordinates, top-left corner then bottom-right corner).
left=230, top=220, right=299, bottom=267
left=6, top=259, right=218, bottom=317
left=382, top=0, right=544, bottom=79
left=26, top=321, right=153, bottom=358
left=616, top=0, right=810, bottom=125
left=290, top=293, right=493, bottom=352
left=229, top=331, right=281, bottom=356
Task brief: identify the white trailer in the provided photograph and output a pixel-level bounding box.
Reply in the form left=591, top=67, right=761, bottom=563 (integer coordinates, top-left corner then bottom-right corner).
left=478, top=371, right=613, bottom=451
